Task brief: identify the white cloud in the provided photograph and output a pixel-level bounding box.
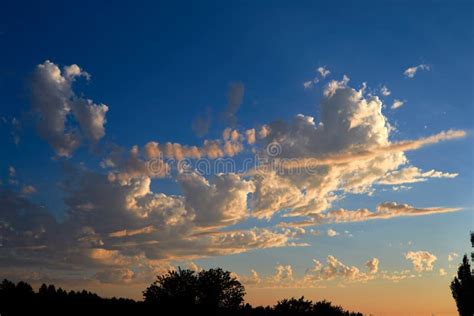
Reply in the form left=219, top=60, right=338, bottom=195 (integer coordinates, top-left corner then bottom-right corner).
left=448, top=252, right=459, bottom=262
left=439, top=268, right=447, bottom=276
left=405, top=251, right=437, bottom=271
left=379, top=166, right=458, bottom=185
left=366, top=258, right=379, bottom=273
left=305, top=255, right=373, bottom=283
left=30, top=60, right=108, bottom=157
left=380, top=85, right=391, bottom=96
left=327, top=228, right=339, bottom=237
left=404, top=64, right=430, bottom=78
left=178, top=172, right=255, bottom=228
left=391, top=99, right=404, bottom=109
left=317, top=66, right=330, bottom=78
left=21, top=185, right=37, bottom=195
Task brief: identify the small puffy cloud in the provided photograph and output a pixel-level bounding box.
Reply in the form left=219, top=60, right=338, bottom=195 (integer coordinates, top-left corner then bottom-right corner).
left=269, top=264, right=293, bottom=285
left=21, top=185, right=37, bottom=195
left=366, top=258, right=379, bottom=273
left=391, top=99, right=405, bottom=109
left=245, top=128, right=256, bottom=144
left=326, top=228, right=339, bottom=237
left=305, top=255, right=372, bottom=283
left=239, top=269, right=261, bottom=285
left=404, top=64, right=430, bottom=78
left=324, top=75, right=350, bottom=97
left=192, top=107, right=212, bottom=137
left=405, top=251, right=437, bottom=271
left=380, top=85, right=391, bottom=96
left=8, top=166, right=16, bottom=178
left=439, top=268, right=447, bottom=276
left=222, top=81, right=244, bottom=126
left=303, top=66, right=330, bottom=89
left=448, top=252, right=459, bottom=262
left=30, top=60, right=108, bottom=157
left=317, top=66, right=330, bottom=78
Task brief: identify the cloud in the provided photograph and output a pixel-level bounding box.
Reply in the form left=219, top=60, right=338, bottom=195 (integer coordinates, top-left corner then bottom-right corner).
left=303, top=81, right=313, bottom=89
left=317, top=66, right=330, bottom=78
left=404, top=64, right=430, bottom=78
left=239, top=269, right=261, bottom=285
left=405, top=251, right=437, bottom=271
left=5, top=64, right=467, bottom=287
left=1, top=117, right=21, bottom=145
left=222, top=82, right=244, bottom=126
left=391, top=99, right=405, bottom=109
left=303, top=66, right=330, bottom=89
left=326, top=228, right=339, bottom=237
left=366, top=258, right=379, bottom=273
left=305, top=255, right=373, bottom=283
left=178, top=172, right=255, bottom=228
left=30, top=60, right=108, bottom=157
left=439, top=268, right=447, bottom=276
left=380, top=85, right=391, bottom=96
left=448, top=252, right=459, bottom=262
left=308, top=202, right=461, bottom=226
left=379, top=166, right=458, bottom=185
left=192, top=107, right=212, bottom=137
left=8, top=166, right=16, bottom=178
left=274, top=129, right=465, bottom=172
left=380, top=269, right=416, bottom=283
left=269, top=264, right=293, bottom=285
left=95, top=268, right=135, bottom=284
left=245, top=128, right=256, bottom=144
left=21, top=185, right=37, bottom=195
left=248, top=77, right=463, bottom=219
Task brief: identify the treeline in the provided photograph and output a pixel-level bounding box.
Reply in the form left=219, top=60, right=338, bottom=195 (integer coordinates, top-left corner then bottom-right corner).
left=0, top=268, right=363, bottom=316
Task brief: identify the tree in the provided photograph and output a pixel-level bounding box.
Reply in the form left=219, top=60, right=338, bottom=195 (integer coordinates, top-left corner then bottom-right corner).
left=143, top=267, right=197, bottom=308
left=274, top=296, right=313, bottom=315
left=197, top=268, right=245, bottom=311
left=143, top=267, right=245, bottom=313
left=450, top=254, right=474, bottom=316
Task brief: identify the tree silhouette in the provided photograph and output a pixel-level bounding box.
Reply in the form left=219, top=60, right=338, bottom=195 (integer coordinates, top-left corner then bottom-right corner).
left=274, top=296, right=313, bottom=315
left=0, top=274, right=364, bottom=315
left=143, top=267, right=197, bottom=308
left=143, top=267, right=245, bottom=313
left=197, top=268, right=245, bottom=311
left=450, top=254, right=474, bottom=316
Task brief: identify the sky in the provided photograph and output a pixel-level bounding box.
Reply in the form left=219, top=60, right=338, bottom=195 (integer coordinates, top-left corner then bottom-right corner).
left=0, top=1, right=473, bottom=315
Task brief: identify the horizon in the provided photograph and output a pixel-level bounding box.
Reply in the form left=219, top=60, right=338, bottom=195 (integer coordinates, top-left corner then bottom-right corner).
left=1, top=1, right=473, bottom=315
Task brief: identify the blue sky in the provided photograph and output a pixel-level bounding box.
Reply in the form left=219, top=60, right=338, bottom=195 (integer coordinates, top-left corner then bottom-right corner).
left=1, top=1, right=473, bottom=314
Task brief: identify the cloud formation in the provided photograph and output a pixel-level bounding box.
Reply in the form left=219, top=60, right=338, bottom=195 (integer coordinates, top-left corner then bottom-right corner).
left=391, top=99, right=404, bottom=109
left=405, top=251, right=437, bottom=271
left=404, top=64, right=430, bottom=78
left=4, top=63, right=465, bottom=289
left=31, top=60, right=108, bottom=157
left=222, top=82, right=244, bottom=126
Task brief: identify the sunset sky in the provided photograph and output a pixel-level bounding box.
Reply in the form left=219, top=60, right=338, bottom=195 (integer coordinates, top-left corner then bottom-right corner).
left=0, top=1, right=473, bottom=315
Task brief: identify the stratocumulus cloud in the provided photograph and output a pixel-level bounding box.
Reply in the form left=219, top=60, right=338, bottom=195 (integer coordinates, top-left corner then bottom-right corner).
left=0, top=67, right=465, bottom=287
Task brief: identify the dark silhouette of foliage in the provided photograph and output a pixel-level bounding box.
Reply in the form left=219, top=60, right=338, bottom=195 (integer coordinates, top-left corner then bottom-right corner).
left=143, top=267, right=198, bottom=309
left=451, top=254, right=474, bottom=316
left=0, top=268, right=364, bottom=316
left=196, top=268, right=245, bottom=311
left=274, top=296, right=313, bottom=315
left=143, top=267, right=244, bottom=314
